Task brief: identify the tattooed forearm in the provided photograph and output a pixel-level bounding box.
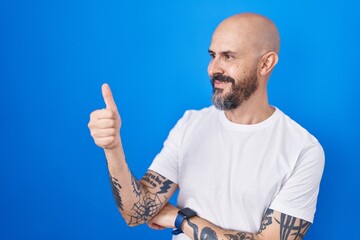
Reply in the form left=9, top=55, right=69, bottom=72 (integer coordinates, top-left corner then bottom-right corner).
left=109, top=171, right=174, bottom=226
left=186, top=218, right=220, bottom=240
left=127, top=189, right=167, bottom=225
left=276, top=214, right=311, bottom=240
left=187, top=218, right=200, bottom=240
left=109, top=175, right=123, bottom=210
left=185, top=218, right=258, bottom=240
left=224, top=233, right=256, bottom=240
left=201, top=227, right=218, bottom=240
left=131, top=174, right=141, bottom=197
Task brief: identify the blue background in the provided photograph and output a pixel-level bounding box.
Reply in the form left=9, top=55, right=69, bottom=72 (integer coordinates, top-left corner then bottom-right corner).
left=1, top=0, right=359, bottom=239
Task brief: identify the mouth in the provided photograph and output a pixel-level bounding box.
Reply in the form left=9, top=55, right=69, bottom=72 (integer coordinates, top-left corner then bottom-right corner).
left=211, top=74, right=235, bottom=90
left=213, top=80, right=231, bottom=89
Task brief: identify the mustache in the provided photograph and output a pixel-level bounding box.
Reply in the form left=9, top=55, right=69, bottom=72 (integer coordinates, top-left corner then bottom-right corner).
left=211, top=74, right=235, bottom=85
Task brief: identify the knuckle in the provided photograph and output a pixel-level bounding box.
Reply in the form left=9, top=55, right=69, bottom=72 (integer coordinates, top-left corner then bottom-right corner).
left=107, top=136, right=115, bottom=143
left=106, top=109, right=115, bottom=118
left=90, top=131, right=96, bottom=138
left=109, top=128, right=116, bottom=136
left=90, top=110, right=99, bottom=119
left=95, top=139, right=106, bottom=147
left=110, top=119, right=117, bottom=127
left=103, top=120, right=110, bottom=127
left=87, top=121, right=94, bottom=129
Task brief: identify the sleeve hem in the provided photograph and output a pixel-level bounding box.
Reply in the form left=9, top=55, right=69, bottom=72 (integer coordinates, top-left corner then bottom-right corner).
left=148, top=161, right=178, bottom=184
left=269, top=203, right=314, bottom=223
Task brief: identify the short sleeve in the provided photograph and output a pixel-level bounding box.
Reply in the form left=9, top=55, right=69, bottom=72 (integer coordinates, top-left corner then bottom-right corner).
left=148, top=112, right=188, bottom=184
left=270, top=142, right=325, bottom=223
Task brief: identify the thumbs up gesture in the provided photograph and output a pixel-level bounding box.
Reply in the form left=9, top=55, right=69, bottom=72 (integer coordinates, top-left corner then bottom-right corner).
left=88, top=84, right=122, bottom=149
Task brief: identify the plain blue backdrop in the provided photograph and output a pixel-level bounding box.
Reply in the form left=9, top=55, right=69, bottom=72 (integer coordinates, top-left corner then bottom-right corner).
left=1, top=0, right=359, bottom=239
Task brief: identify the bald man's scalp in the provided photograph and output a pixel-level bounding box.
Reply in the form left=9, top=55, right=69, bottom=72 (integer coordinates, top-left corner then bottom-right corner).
left=216, top=13, right=280, bottom=54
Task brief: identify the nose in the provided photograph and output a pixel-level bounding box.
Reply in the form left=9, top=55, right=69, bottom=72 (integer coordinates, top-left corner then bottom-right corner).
left=208, top=58, right=225, bottom=77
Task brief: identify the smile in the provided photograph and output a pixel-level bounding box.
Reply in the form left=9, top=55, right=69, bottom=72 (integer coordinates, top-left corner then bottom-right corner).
left=214, top=80, right=231, bottom=88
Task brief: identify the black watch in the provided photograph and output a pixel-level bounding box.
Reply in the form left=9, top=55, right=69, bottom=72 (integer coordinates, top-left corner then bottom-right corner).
left=172, top=207, right=197, bottom=235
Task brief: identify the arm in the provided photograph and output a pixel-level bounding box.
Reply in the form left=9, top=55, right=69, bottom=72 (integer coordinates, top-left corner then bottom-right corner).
left=88, top=84, right=178, bottom=226
left=148, top=204, right=311, bottom=240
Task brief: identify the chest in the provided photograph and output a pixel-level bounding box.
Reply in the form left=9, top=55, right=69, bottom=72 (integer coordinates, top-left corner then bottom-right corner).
left=177, top=125, right=295, bottom=211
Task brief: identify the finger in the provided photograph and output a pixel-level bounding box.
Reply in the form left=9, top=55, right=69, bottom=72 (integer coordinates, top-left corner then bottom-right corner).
left=88, top=119, right=116, bottom=129
left=147, top=223, right=165, bottom=230
left=102, top=83, right=118, bottom=112
left=90, top=128, right=117, bottom=138
left=90, top=109, right=115, bottom=120
left=94, top=136, right=116, bottom=147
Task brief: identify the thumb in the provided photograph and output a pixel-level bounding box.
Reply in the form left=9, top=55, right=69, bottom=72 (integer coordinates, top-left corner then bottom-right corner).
left=101, top=83, right=118, bottom=112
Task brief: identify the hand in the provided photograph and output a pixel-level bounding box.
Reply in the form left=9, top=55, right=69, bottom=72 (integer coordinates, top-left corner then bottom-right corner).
left=88, top=83, right=122, bottom=149
left=147, top=203, right=179, bottom=230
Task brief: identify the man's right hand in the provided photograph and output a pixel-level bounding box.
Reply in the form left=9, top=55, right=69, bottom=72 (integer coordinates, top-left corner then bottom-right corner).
left=88, top=83, right=122, bottom=150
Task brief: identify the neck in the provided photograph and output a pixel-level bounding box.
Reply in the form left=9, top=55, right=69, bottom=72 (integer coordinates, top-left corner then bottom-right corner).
left=224, top=91, right=275, bottom=125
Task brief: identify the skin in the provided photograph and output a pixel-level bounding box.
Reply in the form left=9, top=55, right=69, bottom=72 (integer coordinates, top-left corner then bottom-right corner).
left=208, top=13, right=279, bottom=124
left=88, top=13, right=311, bottom=240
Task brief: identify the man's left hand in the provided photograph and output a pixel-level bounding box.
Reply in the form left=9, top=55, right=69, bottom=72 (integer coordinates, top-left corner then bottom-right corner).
left=147, top=203, right=179, bottom=230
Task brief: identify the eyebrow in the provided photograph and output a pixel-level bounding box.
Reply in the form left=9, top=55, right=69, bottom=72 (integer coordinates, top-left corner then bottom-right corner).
left=208, top=49, right=237, bottom=56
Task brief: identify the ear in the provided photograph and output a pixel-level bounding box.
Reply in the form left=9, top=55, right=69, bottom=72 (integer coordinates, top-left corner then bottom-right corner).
left=259, top=52, right=279, bottom=76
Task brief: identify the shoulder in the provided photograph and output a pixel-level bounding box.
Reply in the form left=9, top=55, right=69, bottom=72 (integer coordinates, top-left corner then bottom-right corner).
left=275, top=108, right=325, bottom=165
left=276, top=108, right=321, bottom=145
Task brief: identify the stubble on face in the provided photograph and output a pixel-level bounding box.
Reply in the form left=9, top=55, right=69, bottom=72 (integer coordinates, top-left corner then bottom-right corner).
left=211, top=69, right=258, bottom=110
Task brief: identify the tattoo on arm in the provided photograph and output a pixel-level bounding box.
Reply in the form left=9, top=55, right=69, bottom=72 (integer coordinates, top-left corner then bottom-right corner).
left=141, top=172, right=174, bottom=194
left=258, top=208, right=274, bottom=233
left=141, top=172, right=163, bottom=188
left=201, top=227, right=218, bottom=240
left=127, top=189, right=166, bottom=225
left=109, top=171, right=174, bottom=225
left=127, top=172, right=174, bottom=225
left=259, top=209, right=311, bottom=239
left=157, top=179, right=173, bottom=194
left=276, top=214, right=311, bottom=240
left=186, top=218, right=257, bottom=240
left=224, top=233, right=256, bottom=240
left=186, top=218, right=220, bottom=240
left=187, top=218, right=200, bottom=240
left=109, top=176, right=123, bottom=210
left=131, top=174, right=141, bottom=197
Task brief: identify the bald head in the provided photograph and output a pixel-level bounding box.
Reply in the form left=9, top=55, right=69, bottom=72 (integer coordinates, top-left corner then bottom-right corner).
left=212, top=13, right=280, bottom=55
left=208, top=13, right=280, bottom=111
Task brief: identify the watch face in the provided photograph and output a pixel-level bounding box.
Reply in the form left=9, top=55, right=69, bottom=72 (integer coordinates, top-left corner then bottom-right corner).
left=180, top=207, right=197, bottom=218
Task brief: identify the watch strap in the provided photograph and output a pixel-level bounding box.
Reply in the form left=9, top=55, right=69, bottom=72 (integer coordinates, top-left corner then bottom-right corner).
left=175, top=212, right=187, bottom=229
left=172, top=212, right=186, bottom=235
left=172, top=207, right=197, bottom=235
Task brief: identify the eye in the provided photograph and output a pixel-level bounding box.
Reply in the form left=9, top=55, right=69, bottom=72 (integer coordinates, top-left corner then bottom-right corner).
left=209, top=53, right=215, bottom=59
left=223, top=54, right=233, bottom=60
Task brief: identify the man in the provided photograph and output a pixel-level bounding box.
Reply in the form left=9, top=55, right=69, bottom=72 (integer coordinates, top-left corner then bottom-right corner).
left=88, top=13, right=324, bottom=240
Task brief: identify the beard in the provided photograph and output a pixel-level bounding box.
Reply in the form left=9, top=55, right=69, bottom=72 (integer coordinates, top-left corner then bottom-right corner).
left=211, top=70, right=258, bottom=111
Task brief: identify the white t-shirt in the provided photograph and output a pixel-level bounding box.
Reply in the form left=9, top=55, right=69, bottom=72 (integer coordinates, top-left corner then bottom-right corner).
left=149, top=106, right=324, bottom=239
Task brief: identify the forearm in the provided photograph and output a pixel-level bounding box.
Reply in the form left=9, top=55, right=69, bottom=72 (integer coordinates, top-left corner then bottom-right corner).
left=104, top=140, right=134, bottom=218
left=182, top=216, right=261, bottom=240
left=105, top=140, right=170, bottom=226
left=104, top=140, right=152, bottom=225
left=148, top=204, right=262, bottom=240
left=149, top=206, right=310, bottom=240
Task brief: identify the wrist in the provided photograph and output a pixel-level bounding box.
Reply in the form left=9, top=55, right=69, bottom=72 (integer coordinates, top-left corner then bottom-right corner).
left=104, top=141, right=125, bottom=168
left=172, top=207, right=197, bottom=235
